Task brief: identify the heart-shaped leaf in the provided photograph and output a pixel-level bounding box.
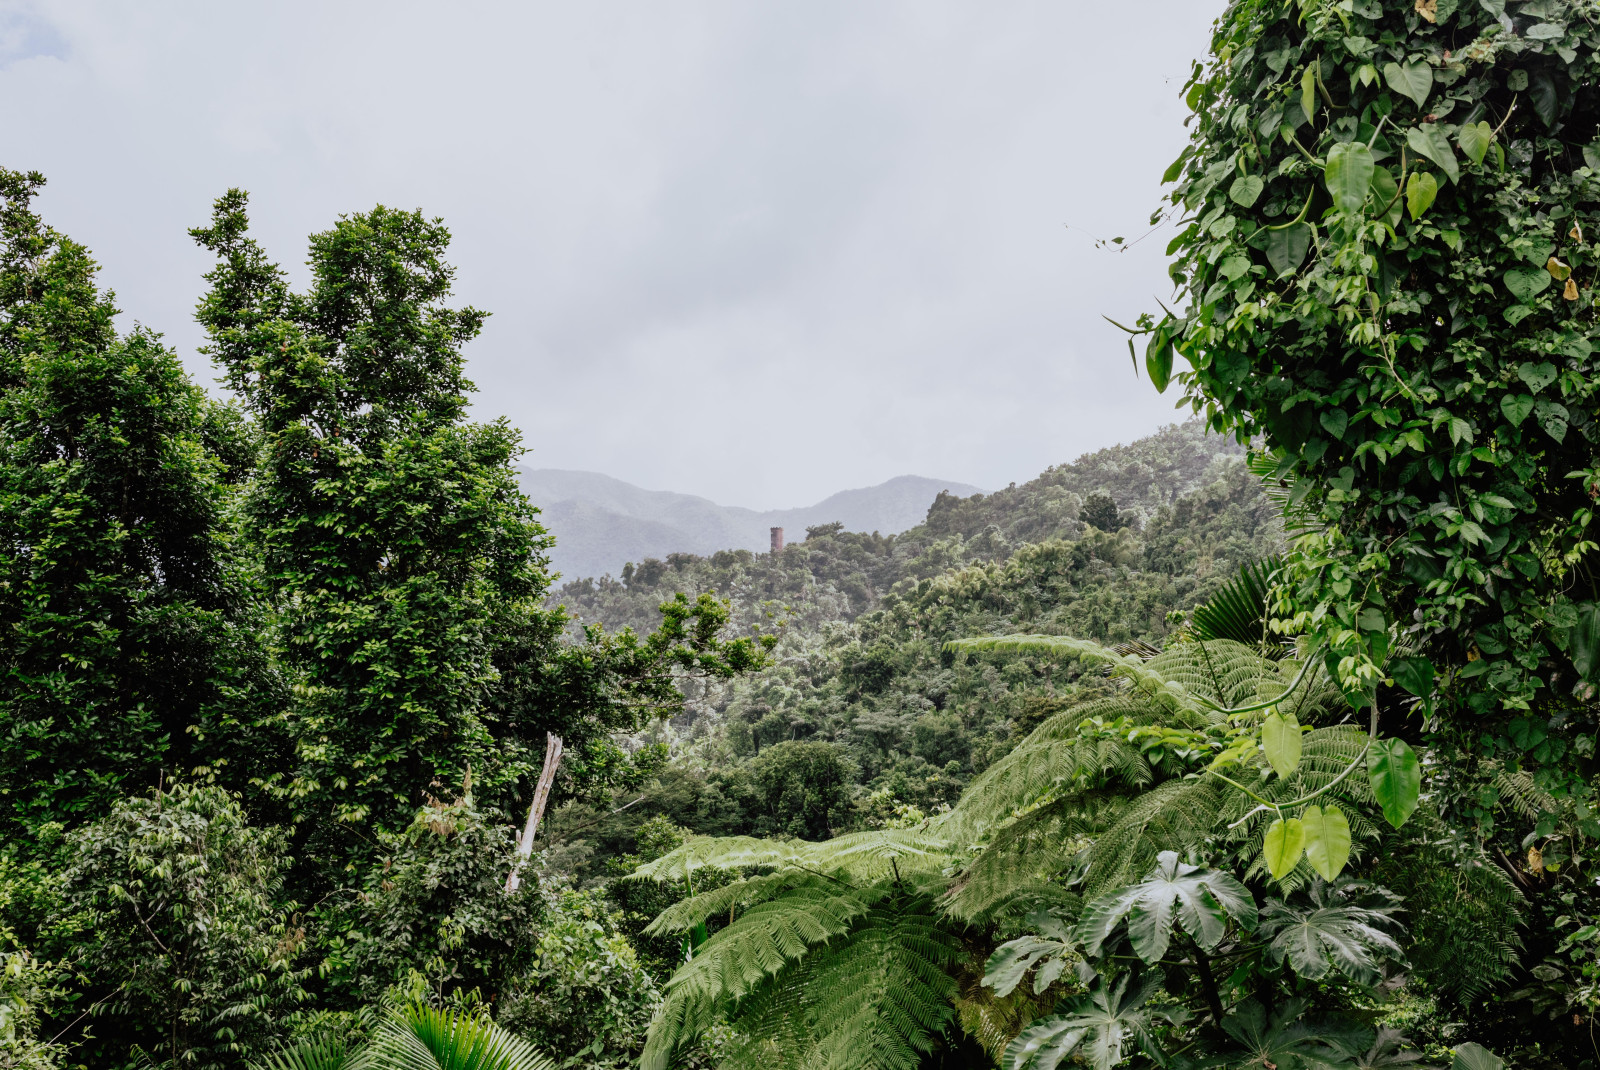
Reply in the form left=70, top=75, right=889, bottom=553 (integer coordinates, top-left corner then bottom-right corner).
left=1518, top=361, right=1558, bottom=392
left=1504, top=266, right=1551, bottom=303
left=1301, top=805, right=1352, bottom=881
left=1458, top=120, right=1493, bottom=165
left=1406, top=124, right=1459, bottom=183
left=1320, top=409, right=1348, bottom=440
left=1405, top=171, right=1438, bottom=220
left=1367, top=738, right=1421, bottom=829
left=1230, top=174, right=1265, bottom=207
left=1537, top=399, right=1569, bottom=443
left=1500, top=393, right=1534, bottom=426
left=1264, top=223, right=1311, bottom=277
left=1263, top=817, right=1306, bottom=879
left=1547, top=257, right=1572, bottom=281
left=1146, top=333, right=1174, bottom=394
left=1390, top=656, right=1435, bottom=699
left=1385, top=60, right=1433, bottom=109
left=1219, top=255, right=1251, bottom=282
left=1262, top=710, right=1302, bottom=779
left=1325, top=142, right=1375, bottom=215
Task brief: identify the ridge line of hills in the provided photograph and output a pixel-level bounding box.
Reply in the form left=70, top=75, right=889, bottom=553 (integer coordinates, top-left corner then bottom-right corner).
left=518, top=469, right=986, bottom=581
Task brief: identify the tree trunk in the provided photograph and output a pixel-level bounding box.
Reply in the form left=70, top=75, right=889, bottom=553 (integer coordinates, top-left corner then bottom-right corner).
left=505, top=732, right=562, bottom=892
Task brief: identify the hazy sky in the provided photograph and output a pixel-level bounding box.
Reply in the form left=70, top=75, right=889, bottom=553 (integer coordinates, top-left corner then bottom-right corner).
left=1, top=1, right=1219, bottom=510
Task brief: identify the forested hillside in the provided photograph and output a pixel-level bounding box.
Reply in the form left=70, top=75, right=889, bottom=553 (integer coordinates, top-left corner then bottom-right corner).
left=542, top=423, right=1280, bottom=878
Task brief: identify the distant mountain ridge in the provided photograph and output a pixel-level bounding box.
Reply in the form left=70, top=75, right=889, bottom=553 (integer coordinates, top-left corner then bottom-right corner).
left=519, top=469, right=986, bottom=580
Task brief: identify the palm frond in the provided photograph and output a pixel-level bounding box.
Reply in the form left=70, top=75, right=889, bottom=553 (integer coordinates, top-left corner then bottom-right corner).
left=251, top=1037, right=363, bottom=1070
left=367, top=1004, right=553, bottom=1070
left=1186, top=557, right=1283, bottom=654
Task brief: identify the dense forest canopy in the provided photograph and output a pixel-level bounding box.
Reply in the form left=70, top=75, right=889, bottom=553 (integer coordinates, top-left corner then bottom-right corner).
left=7, top=1, right=1600, bottom=1068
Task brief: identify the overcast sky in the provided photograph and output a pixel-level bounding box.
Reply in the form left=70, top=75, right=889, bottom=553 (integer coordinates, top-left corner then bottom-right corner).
left=1, top=1, right=1219, bottom=510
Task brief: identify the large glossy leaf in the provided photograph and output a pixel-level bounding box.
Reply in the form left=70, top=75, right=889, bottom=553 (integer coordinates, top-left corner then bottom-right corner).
left=1384, top=60, right=1433, bottom=108
left=1263, top=223, right=1311, bottom=277
left=1406, top=124, right=1459, bottom=183
left=1002, top=973, right=1169, bottom=1070
left=1571, top=602, right=1600, bottom=683
left=1301, top=805, right=1351, bottom=881
left=1451, top=1044, right=1505, bottom=1070
left=1389, top=657, right=1434, bottom=700
left=1263, top=817, right=1305, bottom=880
left=985, top=912, right=1078, bottom=997
left=1366, top=739, right=1420, bottom=828
left=1077, top=850, right=1257, bottom=964
left=1325, top=142, right=1375, bottom=215
left=1263, top=710, right=1302, bottom=779
left=1146, top=331, right=1174, bottom=393
left=1405, top=172, right=1437, bottom=221
left=1258, top=880, right=1404, bottom=985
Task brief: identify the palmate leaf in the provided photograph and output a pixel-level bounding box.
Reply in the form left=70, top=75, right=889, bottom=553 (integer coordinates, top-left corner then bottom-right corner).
left=1077, top=850, right=1257, bottom=964
left=1258, top=880, right=1405, bottom=986
left=1216, top=998, right=1365, bottom=1070
left=1353, top=1027, right=1438, bottom=1070
left=1188, top=557, right=1283, bottom=654
left=985, top=911, right=1079, bottom=997
left=1002, top=972, right=1169, bottom=1070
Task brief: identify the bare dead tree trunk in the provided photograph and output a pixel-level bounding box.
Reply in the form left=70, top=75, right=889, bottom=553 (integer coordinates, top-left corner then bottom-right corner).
left=506, top=732, right=563, bottom=892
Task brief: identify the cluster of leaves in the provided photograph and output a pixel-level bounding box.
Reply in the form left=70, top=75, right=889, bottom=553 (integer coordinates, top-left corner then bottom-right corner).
left=627, top=637, right=1521, bottom=1069
left=1152, top=0, right=1600, bottom=745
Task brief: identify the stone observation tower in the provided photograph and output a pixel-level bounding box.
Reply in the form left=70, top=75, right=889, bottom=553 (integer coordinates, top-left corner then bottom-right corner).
left=770, top=527, right=784, bottom=553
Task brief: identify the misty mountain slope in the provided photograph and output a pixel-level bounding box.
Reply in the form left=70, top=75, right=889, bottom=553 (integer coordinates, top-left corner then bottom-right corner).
left=520, top=468, right=984, bottom=580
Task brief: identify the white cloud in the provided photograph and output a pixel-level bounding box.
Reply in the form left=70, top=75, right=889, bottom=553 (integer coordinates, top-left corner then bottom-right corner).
left=0, top=0, right=1218, bottom=508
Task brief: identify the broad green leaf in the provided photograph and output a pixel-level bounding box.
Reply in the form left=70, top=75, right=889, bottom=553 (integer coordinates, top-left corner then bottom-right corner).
left=1405, top=171, right=1437, bottom=220
left=1570, top=602, right=1600, bottom=684
left=1369, top=166, right=1402, bottom=227
left=1219, top=255, right=1251, bottom=281
left=1500, top=393, right=1534, bottom=426
left=1230, top=174, right=1265, bottom=208
left=1452, top=1043, right=1505, bottom=1070
left=1003, top=974, right=1167, bottom=1070
left=1263, top=222, right=1311, bottom=277
left=1519, top=361, right=1558, bottom=392
left=1367, top=738, right=1421, bottom=829
left=1301, top=65, right=1317, bottom=124
left=1262, top=710, right=1302, bottom=779
left=1504, top=266, right=1550, bottom=303
left=1145, top=333, right=1174, bottom=394
left=1406, top=124, right=1459, bottom=183
left=1325, top=142, right=1375, bottom=215
left=985, top=927, right=1079, bottom=998
left=1320, top=409, right=1347, bottom=440
left=1457, top=120, right=1493, bottom=165
left=1300, top=805, right=1352, bottom=881
left=1263, top=817, right=1305, bottom=879
left=1390, top=656, right=1434, bottom=699
left=1384, top=60, right=1433, bottom=109
left=1077, top=851, right=1256, bottom=964
left=1258, top=881, right=1402, bottom=984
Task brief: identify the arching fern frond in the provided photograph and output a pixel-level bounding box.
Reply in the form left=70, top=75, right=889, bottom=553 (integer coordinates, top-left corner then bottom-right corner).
left=944, top=796, right=1118, bottom=923
left=720, top=888, right=964, bottom=1070
left=631, top=828, right=957, bottom=887
left=641, top=880, right=886, bottom=1070
left=942, top=731, right=1149, bottom=842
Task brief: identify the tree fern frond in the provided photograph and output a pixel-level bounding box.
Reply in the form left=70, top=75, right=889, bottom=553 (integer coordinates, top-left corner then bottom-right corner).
left=943, top=735, right=1148, bottom=841
left=628, top=836, right=799, bottom=883
left=645, top=870, right=830, bottom=936
left=722, top=894, right=963, bottom=1070
left=944, top=797, right=1119, bottom=923
left=947, top=635, right=1201, bottom=715
left=631, top=829, right=958, bottom=889
left=641, top=882, right=884, bottom=1070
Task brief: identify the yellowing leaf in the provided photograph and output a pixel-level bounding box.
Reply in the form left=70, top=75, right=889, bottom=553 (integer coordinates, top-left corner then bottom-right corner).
left=1302, top=805, right=1352, bottom=881
left=1566, top=277, right=1580, bottom=301
left=1263, top=817, right=1305, bottom=879
left=1262, top=710, right=1302, bottom=779
left=1415, top=0, right=1438, bottom=21
left=1547, top=257, right=1572, bottom=281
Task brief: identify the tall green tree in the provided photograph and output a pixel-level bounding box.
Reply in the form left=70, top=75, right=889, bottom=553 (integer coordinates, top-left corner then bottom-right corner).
left=0, top=170, right=265, bottom=844
left=191, top=192, right=769, bottom=873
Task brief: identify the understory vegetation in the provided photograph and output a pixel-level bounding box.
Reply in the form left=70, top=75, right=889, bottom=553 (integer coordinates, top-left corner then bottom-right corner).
left=7, top=0, right=1600, bottom=1068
